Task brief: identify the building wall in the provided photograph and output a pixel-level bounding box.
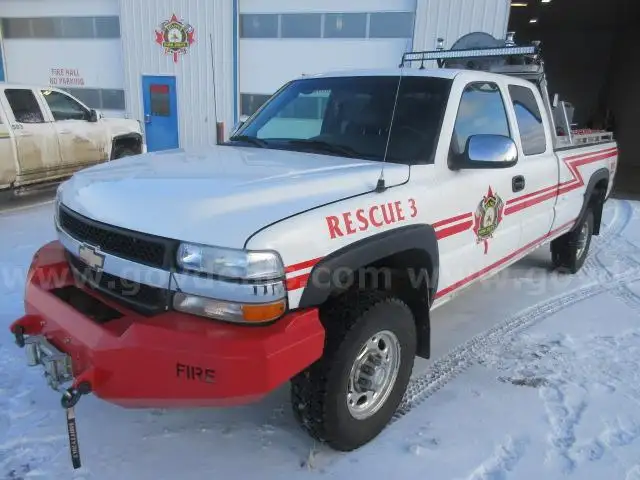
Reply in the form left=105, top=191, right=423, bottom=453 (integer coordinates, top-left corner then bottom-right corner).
left=239, top=0, right=417, bottom=116
left=0, top=0, right=125, bottom=116
left=118, top=0, right=235, bottom=148
left=413, top=0, right=510, bottom=54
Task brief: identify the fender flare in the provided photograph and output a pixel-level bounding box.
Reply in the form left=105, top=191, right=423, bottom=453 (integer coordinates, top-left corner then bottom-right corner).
left=576, top=168, right=609, bottom=233
left=298, top=223, right=440, bottom=308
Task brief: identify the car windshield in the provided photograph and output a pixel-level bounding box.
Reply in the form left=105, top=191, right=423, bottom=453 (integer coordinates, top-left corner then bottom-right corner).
left=230, top=75, right=452, bottom=164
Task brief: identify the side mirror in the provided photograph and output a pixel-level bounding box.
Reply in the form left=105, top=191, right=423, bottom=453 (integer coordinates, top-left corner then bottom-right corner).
left=230, top=115, right=249, bottom=136
left=88, top=109, right=100, bottom=122
left=450, top=134, right=518, bottom=170
left=552, top=93, right=559, bottom=108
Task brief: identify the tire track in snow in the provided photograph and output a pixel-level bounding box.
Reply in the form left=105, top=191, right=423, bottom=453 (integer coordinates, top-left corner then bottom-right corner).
left=582, top=199, right=634, bottom=277
left=588, top=200, right=640, bottom=310
left=394, top=269, right=640, bottom=419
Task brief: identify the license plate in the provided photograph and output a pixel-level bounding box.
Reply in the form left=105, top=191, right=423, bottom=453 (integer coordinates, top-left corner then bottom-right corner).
left=24, top=336, right=73, bottom=390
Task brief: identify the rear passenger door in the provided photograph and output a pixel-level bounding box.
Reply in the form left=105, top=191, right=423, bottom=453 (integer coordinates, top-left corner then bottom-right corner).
left=2, top=88, right=61, bottom=185
left=503, top=84, right=557, bottom=248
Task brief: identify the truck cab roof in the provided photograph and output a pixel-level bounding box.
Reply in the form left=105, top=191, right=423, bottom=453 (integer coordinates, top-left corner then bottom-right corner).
left=299, top=67, right=536, bottom=88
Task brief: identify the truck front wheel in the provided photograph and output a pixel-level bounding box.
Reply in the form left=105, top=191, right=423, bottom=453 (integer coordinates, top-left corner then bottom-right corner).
left=290, top=291, right=416, bottom=451
left=551, top=209, right=594, bottom=274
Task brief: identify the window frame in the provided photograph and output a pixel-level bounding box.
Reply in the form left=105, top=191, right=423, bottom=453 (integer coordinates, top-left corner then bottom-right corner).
left=507, top=83, right=548, bottom=157
left=451, top=81, right=512, bottom=155
left=41, top=89, right=92, bottom=122
left=4, top=88, right=46, bottom=124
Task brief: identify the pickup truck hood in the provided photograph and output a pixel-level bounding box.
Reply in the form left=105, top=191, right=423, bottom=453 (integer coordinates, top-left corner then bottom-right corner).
left=59, top=145, right=409, bottom=248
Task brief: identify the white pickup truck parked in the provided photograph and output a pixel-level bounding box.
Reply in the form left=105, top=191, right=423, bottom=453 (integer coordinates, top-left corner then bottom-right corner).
left=11, top=37, right=617, bottom=464
left=0, top=84, right=145, bottom=195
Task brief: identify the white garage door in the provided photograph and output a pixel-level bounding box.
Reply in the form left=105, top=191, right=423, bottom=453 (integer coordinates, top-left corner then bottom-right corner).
left=0, top=0, right=126, bottom=115
left=239, top=0, right=417, bottom=117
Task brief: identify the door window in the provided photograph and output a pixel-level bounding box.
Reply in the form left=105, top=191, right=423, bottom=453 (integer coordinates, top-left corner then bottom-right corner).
left=508, top=85, right=547, bottom=156
left=41, top=90, right=90, bottom=121
left=150, top=84, right=171, bottom=116
left=451, top=82, right=510, bottom=155
left=4, top=89, right=45, bottom=123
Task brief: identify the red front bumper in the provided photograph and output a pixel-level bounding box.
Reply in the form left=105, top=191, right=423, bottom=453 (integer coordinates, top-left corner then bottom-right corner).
left=10, top=241, right=325, bottom=408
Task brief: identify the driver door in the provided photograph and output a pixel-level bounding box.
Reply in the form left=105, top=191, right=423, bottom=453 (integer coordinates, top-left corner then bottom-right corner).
left=40, top=90, right=109, bottom=169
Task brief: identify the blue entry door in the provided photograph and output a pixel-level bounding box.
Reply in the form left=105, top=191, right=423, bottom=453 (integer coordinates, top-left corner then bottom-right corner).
left=142, top=75, right=179, bottom=152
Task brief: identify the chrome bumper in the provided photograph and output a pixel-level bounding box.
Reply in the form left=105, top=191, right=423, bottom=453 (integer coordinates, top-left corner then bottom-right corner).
left=24, top=336, right=73, bottom=390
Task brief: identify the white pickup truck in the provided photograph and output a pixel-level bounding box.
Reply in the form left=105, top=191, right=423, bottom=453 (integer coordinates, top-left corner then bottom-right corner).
left=11, top=40, right=617, bottom=461
left=0, top=84, right=144, bottom=195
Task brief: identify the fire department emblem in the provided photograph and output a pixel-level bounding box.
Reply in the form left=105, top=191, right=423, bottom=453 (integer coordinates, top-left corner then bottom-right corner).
left=472, top=187, right=505, bottom=254
left=155, top=14, right=195, bottom=63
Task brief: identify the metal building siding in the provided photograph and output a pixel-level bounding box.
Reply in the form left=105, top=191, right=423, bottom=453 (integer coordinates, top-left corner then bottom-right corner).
left=118, top=0, right=235, bottom=149
left=413, top=0, right=510, bottom=52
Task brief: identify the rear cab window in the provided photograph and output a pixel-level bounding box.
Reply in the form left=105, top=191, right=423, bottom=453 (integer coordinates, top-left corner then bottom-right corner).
left=4, top=89, right=45, bottom=124
left=508, top=84, right=547, bottom=156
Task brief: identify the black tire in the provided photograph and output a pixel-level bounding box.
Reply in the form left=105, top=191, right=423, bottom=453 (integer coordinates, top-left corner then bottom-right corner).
left=290, top=290, right=416, bottom=451
left=113, top=147, right=136, bottom=159
left=551, top=209, right=594, bottom=274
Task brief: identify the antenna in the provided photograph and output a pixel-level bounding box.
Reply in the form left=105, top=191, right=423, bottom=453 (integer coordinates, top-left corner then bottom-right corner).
left=377, top=67, right=404, bottom=193
left=209, top=34, right=222, bottom=144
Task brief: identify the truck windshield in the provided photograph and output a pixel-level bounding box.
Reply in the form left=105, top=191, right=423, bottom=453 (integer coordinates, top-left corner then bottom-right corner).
left=231, top=75, right=452, bottom=164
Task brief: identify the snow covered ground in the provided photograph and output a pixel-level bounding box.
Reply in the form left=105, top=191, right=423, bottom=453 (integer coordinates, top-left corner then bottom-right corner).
left=1, top=198, right=639, bottom=480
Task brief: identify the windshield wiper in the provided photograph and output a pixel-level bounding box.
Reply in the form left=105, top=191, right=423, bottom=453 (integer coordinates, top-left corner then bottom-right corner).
left=283, top=139, right=362, bottom=159
left=228, top=135, right=269, bottom=148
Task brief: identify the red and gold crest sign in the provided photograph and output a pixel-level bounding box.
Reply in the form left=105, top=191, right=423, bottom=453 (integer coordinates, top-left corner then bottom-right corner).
left=472, top=187, right=505, bottom=254
left=155, top=14, right=195, bottom=63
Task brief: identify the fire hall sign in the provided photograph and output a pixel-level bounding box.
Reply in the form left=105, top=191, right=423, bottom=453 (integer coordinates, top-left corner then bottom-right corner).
left=155, top=14, right=195, bottom=63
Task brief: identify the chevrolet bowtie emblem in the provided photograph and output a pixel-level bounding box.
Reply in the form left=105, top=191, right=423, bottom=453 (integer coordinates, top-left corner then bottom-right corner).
left=78, top=244, right=106, bottom=270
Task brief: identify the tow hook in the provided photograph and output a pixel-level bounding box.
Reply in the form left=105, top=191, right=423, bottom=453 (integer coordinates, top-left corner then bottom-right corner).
left=61, top=382, right=92, bottom=409
left=61, top=382, right=91, bottom=470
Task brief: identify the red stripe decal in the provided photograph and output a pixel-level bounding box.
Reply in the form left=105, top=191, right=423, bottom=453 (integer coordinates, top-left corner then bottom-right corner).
left=285, top=257, right=323, bottom=274
left=435, top=220, right=473, bottom=240
left=432, top=212, right=473, bottom=229
left=435, top=219, right=576, bottom=299
left=505, top=148, right=617, bottom=215
left=286, top=273, right=310, bottom=291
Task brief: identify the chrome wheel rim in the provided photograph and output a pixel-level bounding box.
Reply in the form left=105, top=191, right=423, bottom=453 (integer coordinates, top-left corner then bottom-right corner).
left=576, top=221, right=590, bottom=259
left=347, top=330, right=401, bottom=420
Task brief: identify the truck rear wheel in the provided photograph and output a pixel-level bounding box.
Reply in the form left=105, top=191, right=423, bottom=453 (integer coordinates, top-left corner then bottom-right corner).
left=551, top=209, right=594, bottom=274
left=290, top=290, right=416, bottom=451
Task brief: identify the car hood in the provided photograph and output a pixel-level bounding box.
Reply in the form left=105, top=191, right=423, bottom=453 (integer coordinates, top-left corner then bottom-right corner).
left=59, top=145, right=410, bottom=248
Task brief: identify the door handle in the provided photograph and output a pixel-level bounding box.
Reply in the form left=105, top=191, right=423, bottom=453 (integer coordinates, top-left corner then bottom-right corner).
left=59, top=130, right=71, bottom=134
left=512, top=175, right=526, bottom=192
left=144, top=114, right=151, bottom=124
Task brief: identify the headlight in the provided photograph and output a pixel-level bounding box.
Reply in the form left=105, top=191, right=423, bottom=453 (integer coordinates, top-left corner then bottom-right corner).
left=177, top=243, right=284, bottom=280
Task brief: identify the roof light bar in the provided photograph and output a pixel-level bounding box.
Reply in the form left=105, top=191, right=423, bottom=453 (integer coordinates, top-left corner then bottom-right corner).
left=401, top=45, right=537, bottom=65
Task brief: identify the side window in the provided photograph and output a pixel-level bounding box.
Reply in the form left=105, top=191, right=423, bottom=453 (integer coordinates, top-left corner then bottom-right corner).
left=452, top=82, right=510, bottom=155
left=41, top=90, right=89, bottom=121
left=4, top=89, right=45, bottom=124
left=508, top=85, right=547, bottom=156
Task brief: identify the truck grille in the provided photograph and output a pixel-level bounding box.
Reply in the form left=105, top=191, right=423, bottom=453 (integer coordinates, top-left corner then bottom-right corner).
left=67, top=252, right=169, bottom=316
left=59, top=205, right=173, bottom=269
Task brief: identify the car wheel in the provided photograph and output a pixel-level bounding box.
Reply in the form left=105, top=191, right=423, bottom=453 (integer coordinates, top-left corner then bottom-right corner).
left=290, top=290, right=416, bottom=451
